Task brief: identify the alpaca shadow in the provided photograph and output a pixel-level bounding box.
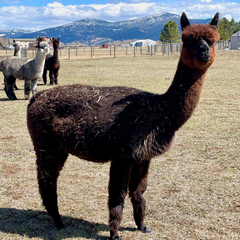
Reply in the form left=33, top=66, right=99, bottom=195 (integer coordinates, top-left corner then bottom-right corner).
left=0, top=208, right=136, bottom=240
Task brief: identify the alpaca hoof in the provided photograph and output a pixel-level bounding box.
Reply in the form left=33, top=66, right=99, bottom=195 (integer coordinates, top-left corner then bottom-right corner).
left=25, top=95, right=30, bottom=100
left=56, top=221, right=65, bottom=229
left=138, top=225, right=151, bottom=233
left=8, top=93, right=17, bottom=100
left=109, top=235, right=122, bottom=240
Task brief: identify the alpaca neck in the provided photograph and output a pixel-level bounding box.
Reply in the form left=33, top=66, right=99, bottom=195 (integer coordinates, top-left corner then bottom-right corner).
left=53, top=47, right=59, bottom=62
left=14, top=49, right=21, bottom=57
left=31, top=49, right=46, bottom=73
left=164, top=59, right=208, bottom=132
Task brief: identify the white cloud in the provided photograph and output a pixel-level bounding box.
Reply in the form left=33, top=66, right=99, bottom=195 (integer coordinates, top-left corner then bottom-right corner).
left=0, top=1, right=240, bottom=30
left=224, top=14, right=233, bottom=21
left=200, top=0, right=212, bottom=3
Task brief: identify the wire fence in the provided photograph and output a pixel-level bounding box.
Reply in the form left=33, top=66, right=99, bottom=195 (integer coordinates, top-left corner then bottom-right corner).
left=0, top=41, right=231, bottom=60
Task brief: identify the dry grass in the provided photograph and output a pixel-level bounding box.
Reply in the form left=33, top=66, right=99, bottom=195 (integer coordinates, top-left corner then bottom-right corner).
left=0, top=50, right=239, bottom=240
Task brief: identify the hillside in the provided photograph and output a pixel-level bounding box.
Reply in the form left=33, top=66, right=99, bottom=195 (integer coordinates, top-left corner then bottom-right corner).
left=1, top=12, right=212, bottom=45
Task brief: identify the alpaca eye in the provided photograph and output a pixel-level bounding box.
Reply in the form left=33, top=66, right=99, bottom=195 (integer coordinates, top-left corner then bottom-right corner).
left=208, top=41, right=214, bottom=47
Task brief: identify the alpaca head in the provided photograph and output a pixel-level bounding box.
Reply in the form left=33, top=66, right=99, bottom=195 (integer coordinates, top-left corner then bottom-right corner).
left=52, top=38, right=60, bottom=50
left=13, top=41, right=22, bottom=52
left=180, top=12, right=220, bottom=70
left=37, top=41, right=50, bottom=55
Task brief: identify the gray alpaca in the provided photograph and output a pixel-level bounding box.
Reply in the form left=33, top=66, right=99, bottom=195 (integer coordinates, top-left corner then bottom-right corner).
left=0, top=41, right=22, bottom=90
left=0, top=41, right=22, bottom=71
left=2, top=40, right=50, bottom=100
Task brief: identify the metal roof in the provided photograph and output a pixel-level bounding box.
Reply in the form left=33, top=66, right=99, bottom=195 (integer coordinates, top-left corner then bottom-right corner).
left=231, top=31, right=240, bottom=37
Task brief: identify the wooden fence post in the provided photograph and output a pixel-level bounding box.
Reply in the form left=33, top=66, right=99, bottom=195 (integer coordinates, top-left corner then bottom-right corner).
left=114, top=46, right=116, bottom=58
left=68, top=48, right=70, bottom=59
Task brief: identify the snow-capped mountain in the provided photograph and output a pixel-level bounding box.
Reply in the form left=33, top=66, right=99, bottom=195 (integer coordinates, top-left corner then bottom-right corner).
left=2, top=13, right=211, bottom=45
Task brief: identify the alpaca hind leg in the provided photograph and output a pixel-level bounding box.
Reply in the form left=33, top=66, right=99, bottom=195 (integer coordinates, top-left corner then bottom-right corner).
left=129, top=161, right=151, bottom=233
left=108, top=160, right=133, bottom=240
left=14, top=82, right=19, bottom=90
left=4, top=76, right=17, bottom=100
left=37, top=147, right=68, bottom=228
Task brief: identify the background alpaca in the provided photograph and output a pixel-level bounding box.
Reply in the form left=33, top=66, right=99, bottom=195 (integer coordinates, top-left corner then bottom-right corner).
left=0, top=41, right=22, bottom=90
left=0, top=41, right=22, bottom=70
left=2, top=37, right=50, bottom=100
left=13, top=41, right=22, bottom=58
left=43, top=37, right=60, bottom=85
left=13, top=41, right=22, bottom=90
left=27, top=13, right=219, bottom=240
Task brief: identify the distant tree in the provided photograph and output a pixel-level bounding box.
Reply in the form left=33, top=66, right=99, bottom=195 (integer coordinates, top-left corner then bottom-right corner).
left=218, top=18, right=238, bottom=40
left=235, top=21, right=240, bottom=33
left=160, top=20, right=181, bottom=43
left=0, top=37, right=9, bottom=47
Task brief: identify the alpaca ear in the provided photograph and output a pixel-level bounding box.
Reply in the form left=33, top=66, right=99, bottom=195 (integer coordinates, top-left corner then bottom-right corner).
left=180, top=12, right=190, bottom=31
left=210, top=12, right=219, bottom=26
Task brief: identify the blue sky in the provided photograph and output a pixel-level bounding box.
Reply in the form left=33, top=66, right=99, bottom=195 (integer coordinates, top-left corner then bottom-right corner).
left=1, top=0, right=240, bottom=30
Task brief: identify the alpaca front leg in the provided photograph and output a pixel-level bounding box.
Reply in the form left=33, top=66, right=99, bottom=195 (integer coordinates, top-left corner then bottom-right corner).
left=43, top=68, right=47, bottom=84
left=49, top=70, right=54, bottom=85
left=24, top=80, right=31, bottom=100
left=54, top=70, right=59, bottom=85
left=31, top=79, right=38, bottom=98
left=129, top=161, right=151, bottom=233
left=108, top=160, right=133, bottom=240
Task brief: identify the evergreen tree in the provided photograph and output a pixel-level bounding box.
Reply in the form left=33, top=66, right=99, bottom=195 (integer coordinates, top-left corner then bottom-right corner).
left=218, top=18, right=239, bottom=40
left=160, top=20, right=181, bottom=43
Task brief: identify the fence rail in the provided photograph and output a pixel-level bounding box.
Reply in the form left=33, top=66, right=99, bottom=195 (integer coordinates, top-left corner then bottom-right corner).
left=0, top=42, right=230, bottom=60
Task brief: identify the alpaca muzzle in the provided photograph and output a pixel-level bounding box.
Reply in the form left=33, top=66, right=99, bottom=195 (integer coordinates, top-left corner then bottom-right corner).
left=197, top=40, right=210, bottom=62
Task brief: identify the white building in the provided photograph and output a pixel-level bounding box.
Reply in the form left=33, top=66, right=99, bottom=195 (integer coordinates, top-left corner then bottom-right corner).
left=130, top=39, right=156, bottom=47
left=230, top=31, right=240, bottom=50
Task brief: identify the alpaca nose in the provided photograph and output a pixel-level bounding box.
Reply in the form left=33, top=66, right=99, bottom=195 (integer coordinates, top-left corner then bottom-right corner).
left=197, top=40, right=210, bottom=62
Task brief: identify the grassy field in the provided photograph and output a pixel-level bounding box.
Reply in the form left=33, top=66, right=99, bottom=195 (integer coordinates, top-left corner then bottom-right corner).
left=0, top=50, right=239, bottom=240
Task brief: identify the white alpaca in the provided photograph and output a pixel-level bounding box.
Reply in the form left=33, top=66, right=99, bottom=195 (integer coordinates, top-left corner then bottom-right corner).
left=2, top=40, right=50, bottom=100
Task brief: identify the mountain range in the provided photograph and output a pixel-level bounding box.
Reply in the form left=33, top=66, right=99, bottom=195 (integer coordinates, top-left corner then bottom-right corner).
left=0, top=12, right=212, bottom=45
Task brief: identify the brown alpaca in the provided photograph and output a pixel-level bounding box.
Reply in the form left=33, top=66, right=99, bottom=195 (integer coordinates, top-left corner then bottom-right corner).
left=27, top=13, right=219, bottom=240
left=43, top=38, right=60, bottom=85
